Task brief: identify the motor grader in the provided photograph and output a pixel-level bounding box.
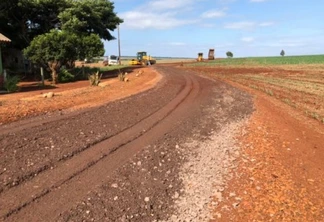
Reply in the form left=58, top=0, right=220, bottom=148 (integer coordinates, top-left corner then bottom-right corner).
left=129, top=51, right=156, bottom=66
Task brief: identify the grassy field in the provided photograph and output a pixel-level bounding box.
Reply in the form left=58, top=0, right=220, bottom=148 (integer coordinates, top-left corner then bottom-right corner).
left=188, top=55, right=324, bottom=123
left=188, top=54, right=324, bottom=66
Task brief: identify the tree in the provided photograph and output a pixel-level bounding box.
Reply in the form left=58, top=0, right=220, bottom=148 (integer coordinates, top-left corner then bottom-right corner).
left=24, top=30, right=79, bottom=84
left=0, top=0, right=122, bottom=49
left=226, top=51, right=233, bottom=58
left=0, top=0, right=69, bottom=49
left=78, top=34, right=105, bottom=62
left=59, top=0, right=122, bottom=41
left=24, top=30, right=105, bottom=84
left=280, top=49, right=285, bottom=57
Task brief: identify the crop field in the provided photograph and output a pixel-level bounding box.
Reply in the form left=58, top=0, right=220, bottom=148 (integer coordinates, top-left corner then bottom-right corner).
left=187, top=55, right=324, bottom=123
left=190, top=54, right=324, bottom=66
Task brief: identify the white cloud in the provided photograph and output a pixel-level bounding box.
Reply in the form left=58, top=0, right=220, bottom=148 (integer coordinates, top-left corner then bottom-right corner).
left=224, top=21, right=274, bottom=30
left=120, top=11, right=197, bottom=29
left=147, top=0, right=196, bottom=11
left=241, top=37, right=255, bottom=42
left=118, top=0, right=201, bottom=30
left=259, top=22, right=274, bottom=27
left=200, top=23, right=217, bottom=28
left=201, top=9, right=227, bottom=18
left=224, top=21, right=256, bottom=29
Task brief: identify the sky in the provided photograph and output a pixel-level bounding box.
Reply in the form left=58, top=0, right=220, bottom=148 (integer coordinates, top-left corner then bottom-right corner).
left=103, top=0, right=324, bottom=58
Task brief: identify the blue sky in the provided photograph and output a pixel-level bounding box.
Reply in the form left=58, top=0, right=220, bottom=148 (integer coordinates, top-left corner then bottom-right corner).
left=104, top=0, right=324, bottom=58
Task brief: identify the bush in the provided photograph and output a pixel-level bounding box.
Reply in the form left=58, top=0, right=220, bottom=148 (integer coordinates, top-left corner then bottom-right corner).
left=70, top=67, right=99, bottom=81
left=88, top=71, right=102, bottom=86
left=4, top=75, right=20, bottom=92
left=118, top=72, right=126, bottom=81
left=58, top=68, right=75, bottom=83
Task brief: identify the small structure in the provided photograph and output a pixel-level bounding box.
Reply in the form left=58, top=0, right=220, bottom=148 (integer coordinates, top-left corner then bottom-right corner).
left=0, top=33, right=11, bottom=75
left=208, top=49, right=215, bottom=60
left=0, top=33, right=11, bottom=87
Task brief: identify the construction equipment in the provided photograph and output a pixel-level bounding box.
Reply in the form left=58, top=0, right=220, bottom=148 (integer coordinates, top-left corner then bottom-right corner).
left=197, top=53, right=203, bottom=62
left=129, top=51, right=156, bottom=66
left=208, top=49, right=215, bottom=60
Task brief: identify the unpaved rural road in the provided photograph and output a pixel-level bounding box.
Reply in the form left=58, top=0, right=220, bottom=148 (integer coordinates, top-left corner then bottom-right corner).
left=0, top=66, right=253, bottom=221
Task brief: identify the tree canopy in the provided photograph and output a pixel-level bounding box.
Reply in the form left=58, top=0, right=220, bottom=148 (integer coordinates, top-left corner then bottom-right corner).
left=1, top=0, right=122, bottom=83
left=24, top=30, right=105, bottom=84
left=24, top=30, right=79, bottom=84
left=59, top=0, right=122, bottom=40
left=226, top=51, right=233, bottom=58
left=0, top=0, right=122, bottom=49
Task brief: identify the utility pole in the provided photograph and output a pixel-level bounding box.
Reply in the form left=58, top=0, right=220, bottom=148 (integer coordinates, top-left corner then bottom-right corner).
left=118, top=24, right=121, bottom=65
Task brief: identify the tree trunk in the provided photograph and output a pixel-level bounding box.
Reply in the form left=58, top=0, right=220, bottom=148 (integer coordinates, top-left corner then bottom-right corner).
left=48, top=61, right=60, bottom=84
left=66, top=60, right=75, bottom=69
left=52, top=69, right=58, bottom=84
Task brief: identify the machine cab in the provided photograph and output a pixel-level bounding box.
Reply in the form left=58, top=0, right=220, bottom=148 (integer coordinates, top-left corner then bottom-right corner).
left=137, top=52, right=147, bottom=61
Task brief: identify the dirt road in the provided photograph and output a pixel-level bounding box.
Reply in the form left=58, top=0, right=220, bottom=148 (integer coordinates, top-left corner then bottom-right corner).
left=2, top=64, right=322, bottom=221
left=0, top=66, right=253, bottom=221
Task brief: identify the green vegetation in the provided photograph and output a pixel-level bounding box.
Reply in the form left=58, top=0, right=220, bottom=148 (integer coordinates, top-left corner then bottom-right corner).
left=188, top=55, right=324, bottom=66
left=0, top=0, right=122, bottom=50
left=58, top=68, right=75, bottom=83
left=226, top=51, right=234, bottom=58
left=99, top=65, right=128, bottom=72
left=88, top=71, right=102, bottom=86
left=1, top=0, right=122, bottom=84
left=24, top=30, right=105, bottom=84
left=4, top=75, right=20, bottom=92
left=60, top=65, right=127, bottom=83
left=24, top=30, right=79, bottom=84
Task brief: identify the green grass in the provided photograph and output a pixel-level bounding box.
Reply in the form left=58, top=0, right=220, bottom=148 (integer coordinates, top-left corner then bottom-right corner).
left=99, top=65, right=128, bottom=72
left=188, top=54, right=324, bottom=66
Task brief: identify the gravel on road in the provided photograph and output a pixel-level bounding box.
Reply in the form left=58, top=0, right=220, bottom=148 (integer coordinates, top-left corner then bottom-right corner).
left=1, top=66, right=253, bottom=221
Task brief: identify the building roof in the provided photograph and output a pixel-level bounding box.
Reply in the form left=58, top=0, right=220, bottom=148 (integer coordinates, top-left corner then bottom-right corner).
left=0, top=33, right=11, bottom=43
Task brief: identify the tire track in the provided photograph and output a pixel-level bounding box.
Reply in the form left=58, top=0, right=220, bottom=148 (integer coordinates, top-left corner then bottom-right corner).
left=1, top=68, right=200, bottom=221
left=0, top=71, right=168, bottom=193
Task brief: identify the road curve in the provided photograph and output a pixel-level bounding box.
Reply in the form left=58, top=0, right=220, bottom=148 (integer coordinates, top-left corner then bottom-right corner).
left=1, top=66, right=200, bottom=221
left=1, top=65, right=254, bottom=221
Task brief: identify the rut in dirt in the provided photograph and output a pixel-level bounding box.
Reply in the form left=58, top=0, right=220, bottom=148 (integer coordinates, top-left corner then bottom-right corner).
left=0, top=66, right=253, bottom=221
left=1, top=67, right=197, bottom=219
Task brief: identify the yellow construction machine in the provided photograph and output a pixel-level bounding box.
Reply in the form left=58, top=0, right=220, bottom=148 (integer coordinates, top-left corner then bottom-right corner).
left=197, top=53, right=203, bottom=62
left=129, top=51, right=156, bottom=66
